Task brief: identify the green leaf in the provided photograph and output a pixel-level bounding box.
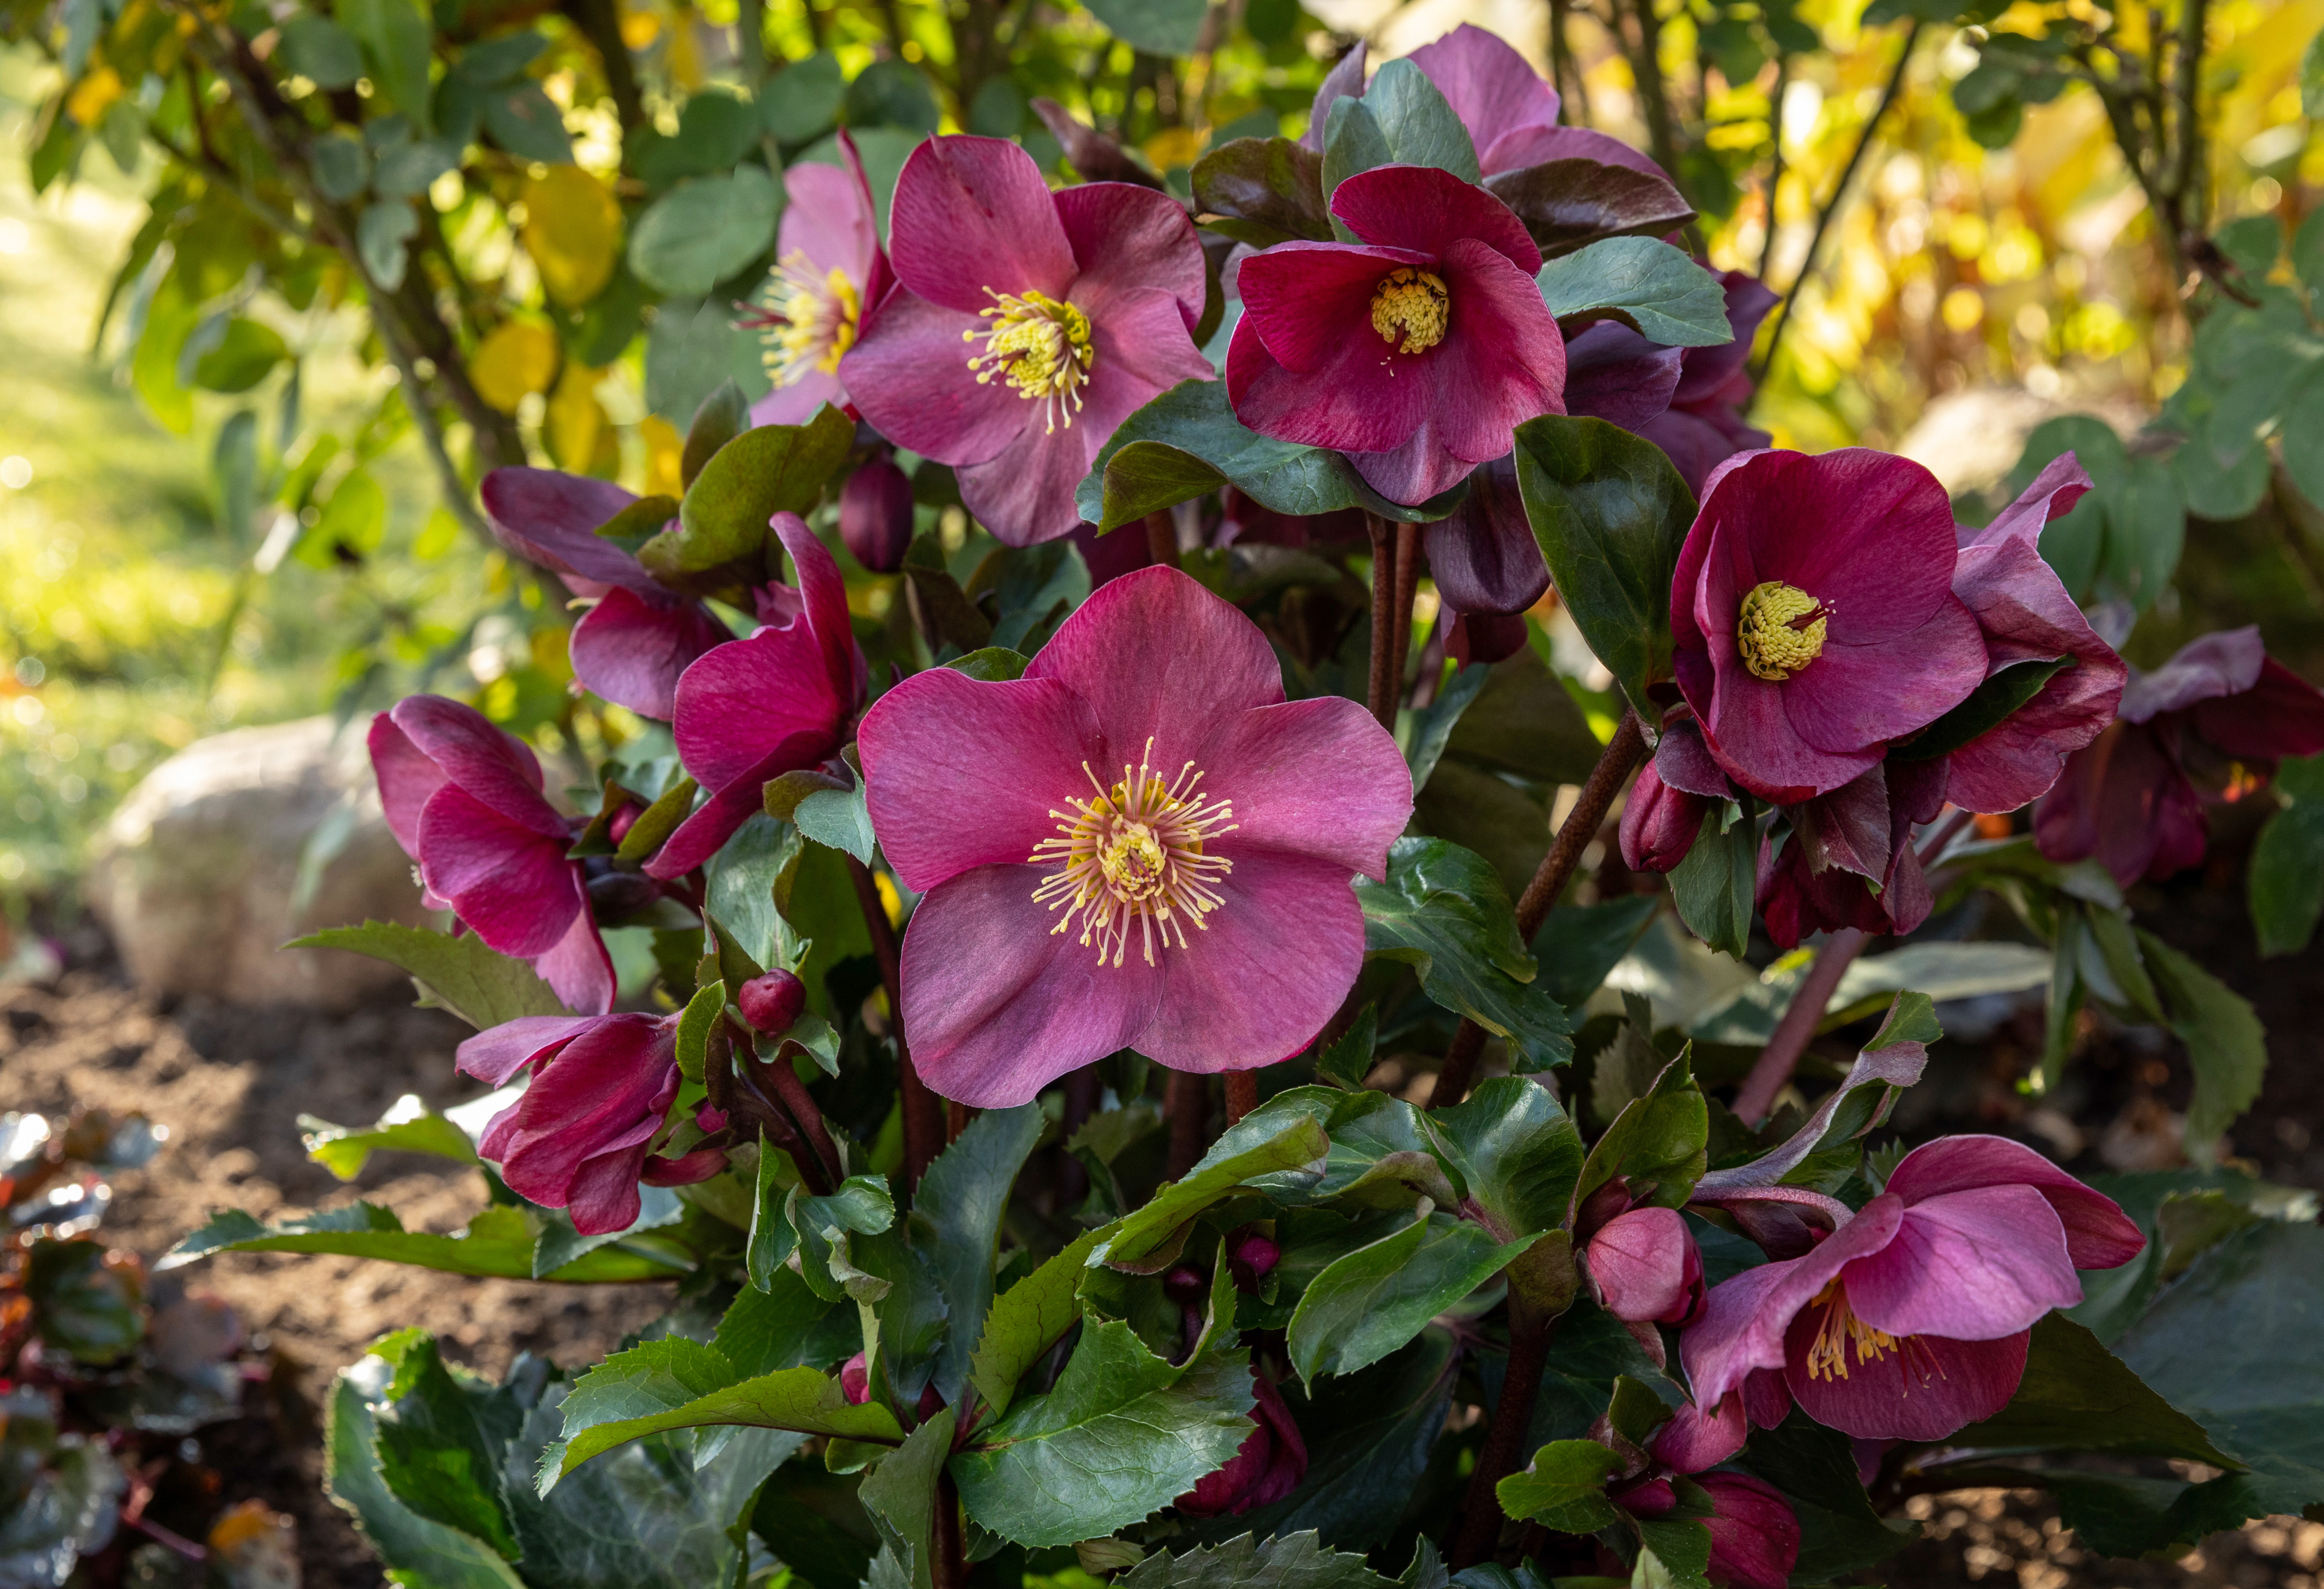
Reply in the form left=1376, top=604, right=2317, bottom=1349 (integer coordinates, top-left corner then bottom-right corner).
left=763, top=50, right=844, bottom=141
left=642, top=403, right=852, bottom=599
left=911, top=1106, right=1045, bottom=1402
left=1406, top=662, right=1490, bottom=795
left=2137, top=929, right=2266, bottom=1156
left=1692, top=996, right=1930, bottom=1196
left=24, top=1238, right=141, bottom=1362
left=950, top=1328, right=1256, bottom=1546
left=1191, top=136, right=1332, bottom=248
left=860, top=1408, right=954, bottom=1589
left=1421, top=1076, right=1584, bottom=1239
left=1315, top=1006, right=1379, bottom=1090
left=1572, top=1050, right=1707, bottom=1213
left=300, top=1097, right=478, bottom=1180
left=795, top=779, right=876, bottom=865
left=1536, top=238, right=1731, bottom=347
left=1357, top=837, right=1572, bottom=1070
left=682, top=378, right=753, bottom=488
left=191, top=317, right=288, bottom=393
left=1119, top=1531, right=1399, bottom=1588
left=279, top=14, right=363, bottom=88
left=370, top=1336, right=521, bottom=1558
left=1496, top=1440, right=1625, bottom=1533
left=1632, top=1516, right=1713, bottom=1589
left=1082, top=0, right=1207, bottom=55
left=967, top=1227, right=1110, bottom=1418
left=1666, top=803, right=1755, bottom=959
left=326, top=1374, right=526, bottom=1589
left=530, top=1186, right=686, bottom=1280
left=714, top=1263, right=856, bottom=1376
left=1532, top=896, right=1660, bottom=1009
left=339, top=0, right=433, bottom=129
left=1320, top=98, right=1394, bottom=234
left=1509, top=415, right=1696, bottom=721
left=1287, top=1209, right=1538, bottom=1384
left=162, top=1203, right=687, bottom=1283
left=1356, top=59, right=1480, bottom=184
left=2250, top=795, right=2324, bottom=957
left=946, top=646, right=1030, bottom=682
left=1954, top=1313, right=2236, bottom=1463
left=1104, top=1115, right=1334, bottom=1266
left=551, top=1349, right=903, bottom=1484
left=628, top=167, right=782, bottom=298
left=287, top=921, right=567, bottom=1028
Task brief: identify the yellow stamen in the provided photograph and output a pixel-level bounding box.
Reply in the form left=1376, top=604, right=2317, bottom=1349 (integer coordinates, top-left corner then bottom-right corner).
left=751, top=251, right=861, bottom=386
left=964, top=288, right=1095, bottom=435
left=1028, top=738, right=1237, bottom=969
left=1801, top=1279, right=1899, bottom=1383
left=1369, top=267, right=1450, bottom=355
left=1737, top=580, right=1830, bottom=682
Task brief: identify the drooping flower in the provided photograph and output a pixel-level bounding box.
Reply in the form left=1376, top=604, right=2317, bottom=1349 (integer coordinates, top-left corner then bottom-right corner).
left=1681, top=1135, right=2144, bottom=1441
left=839, top=453, right=916, bottom=573
left=1755, top=758, right=1946, bottom=950
left=455, top=1013, right=682, bottom=1233
left=839, top=136, right=1212, bottom=547
left=1229, top=165, right=1567, bottom=505
left=858, top=566, right=1412, bottom=1107
left=1622, top=1472, right=1800, bottom=1589
left=1618, top=715, right=1731, bottom=874
left=743, top=132, right=893, bottom=428
left=648, top=513, right=866, bottom=879
left=1176, top=1366, right=1309, bottom=1518
left=1422, top=453, right=1552, bottom=616
left=2035, top=625, right=2324, bottom=886
left=479, top=467, right=731, bottom=721
left=1635, top=272, right=1778, bottom=495
left=368, top=696, right=614, bottom=1014
left=1670, top=449, right=1990, bottom=805
left=1585, top=1205, right=1704, bottom=1328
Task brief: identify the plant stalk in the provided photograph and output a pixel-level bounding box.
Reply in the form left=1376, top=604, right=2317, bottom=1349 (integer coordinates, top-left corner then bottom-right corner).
left=1144, top=510, right=1182, bottom=570
left=1367, top=516, right=1401, bottom=731
left=1165, top=1071, right=1208, bottom=1178
left=932, top=1472, right=968, bottom=1589
left=1450, top=1288, right=1558, bottom=1567
left=1392, top=521, right=1422, bottom=702
left=1429, top=711, right=1648, bottom=1109
left=1223, top=1071, right=1258, bottom=1125
left=1731, top=926, right=1870, bottom=1125
left=847, top=854, right=943, bottom=1189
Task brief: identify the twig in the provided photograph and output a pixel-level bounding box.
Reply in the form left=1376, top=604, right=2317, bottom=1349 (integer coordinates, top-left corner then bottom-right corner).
left=1757, top=55, right=1790, bottom=282
left=1450, top=1289, right=1558, bottom=1566
left=847, top=854, right=943, bottom=1189
left=1751, top=20, right=1922, bottom=386
left=740, top=1024, right=844, bottom=1188
left=1429, top=713, right=1648, bottom=1109
left=1731, top=926, right=1871, bottom=1126
left=932, top=1472, right=968, bottom=1589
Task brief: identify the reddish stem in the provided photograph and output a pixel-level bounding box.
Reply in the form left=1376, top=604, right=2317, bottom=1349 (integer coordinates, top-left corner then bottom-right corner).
left=1165, top=1070, right=1208, bottom=1178
left=1731, top=926, right=1871, bottom=1126
left=932, top=1470, right=968, bottom=1589
left=1143, top=510, right=1181, bottom=570
left=1367, top=516, right=1400, bottom=731
left=847, top=854, right=943, bottom=1190
left=1391, top=521, right=1421, bottom=698
left=1223, top=1070, right=1258, bottom=1125
left=1451, top=1289, right=1557, bottom=1567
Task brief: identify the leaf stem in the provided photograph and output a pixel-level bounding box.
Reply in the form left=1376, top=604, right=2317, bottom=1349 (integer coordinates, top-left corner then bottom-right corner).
left=847, top=854, right=943, bottom=1190
left=1450, top=1289, right=1560, bottom=1567
left=1429, top=711, right=1648, bottom=1109
left=1731, top=926, right=1871, bottom=1126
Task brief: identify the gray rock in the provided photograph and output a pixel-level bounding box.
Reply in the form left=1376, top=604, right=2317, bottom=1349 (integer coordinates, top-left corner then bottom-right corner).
left=87, top=716, right=429, bottom=1009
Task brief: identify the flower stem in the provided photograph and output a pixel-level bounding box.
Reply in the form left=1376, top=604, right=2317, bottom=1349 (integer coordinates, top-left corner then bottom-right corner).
left=1392, top=521, right=1421, bottom=703
left=932, top=1471, right=968, bottom=1589
left=846, top=854, right=943, bottom=1189
left=1451, top=1288, right=1559, bottom=1568
left=1429, top=711, right=1648, bottom=1109
left=1366, top=516, right=1402, bottom=731
left=1143, top=510, right=1181, bottom=570
left=743, top=1031, right=845, bottom=1190
left=1165, top=1071, right=1208, bottom=1178
left=1223, top=1070, right=1258, bottom=1125
left=1731, top=926, right=1871, bottom=1126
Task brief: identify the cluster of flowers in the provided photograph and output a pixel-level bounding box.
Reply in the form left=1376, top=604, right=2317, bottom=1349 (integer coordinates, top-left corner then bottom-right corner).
left=361, top=25, right=2322, bottom=1570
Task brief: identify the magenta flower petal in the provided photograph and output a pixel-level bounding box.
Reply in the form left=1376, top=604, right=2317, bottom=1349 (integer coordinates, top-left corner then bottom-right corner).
left=1562, top=322, right=1685, bottom=432
left=1026, top=567, right=1285, bottom=773
left=1682, top=1196, right=1903, bottom=1410
left=749, top=369, right=845, bottom=429
left=368, top=712, right=447, bottom=860
left=2122, top=626, right=2264, bottom=720
left=1426, top=236, right=1568, bottom=460
left=773, top=513, right=864, bottom=708
left=1839, top=1184, right=2081, bottom=1342
left=1619, top=759, right=1707, bottom=873
left=859, top=671, right=1103, bottom=893
left=1782, top=1318, right=2027, bottom=1442
left=2192, top=656, right=2324, bottom=762
left=901, top=864, right=1165, bottom=1107
left=1177, top=1367, right=1306, bottom=1517
left=1135, top=850, right=1370, bottom=1073
left=1692, top=1472, right=1802, bottom=1589
left=1587, top=1205, right=1702, bottom=1324
left=1301, top=43, right=1368, bottom=152
left=1195, top=697, right=1413, bottom=878
left=842, top=291, right=1033, bottom=466
left=1236, top=240, right=1439, bottom=376
left=1405, top=25, right=1562, bottom=161
left=1329, top=164, right=1541, bottom=273
left=1481, top=123, right=1671, bottom=180
left=1055, top=182, right=1207, bottom=331
left=1651, top=1391, right=1747, bottom=1473
left=1882, top=1134, right=2146, bottom=1270
left=2032, top=720, right=2208, bottom=886
left=1225, top=292, right=1435, bottom=456
left=1082, top=285, right=1219, bottom=394
left=480, top=468, right=659, bottom=596
left=1423, top=454, right=1553, bottom=616
left=570, top=586, right=733, bottom=721
left=668, top=623, right=846, bottom=794
left=417, top=786, right=587, bottom=959
left=534, top=906, right=617, bottom=1016
left=487, top=1013, right=679, bottom=1233
left=780, top=160, right=879, bottom=284
left=456, top=1016, right=593, bottom=1085
left=886, top=136, right=1076, bottom=312
left=389, top=696, right=559, bottom=835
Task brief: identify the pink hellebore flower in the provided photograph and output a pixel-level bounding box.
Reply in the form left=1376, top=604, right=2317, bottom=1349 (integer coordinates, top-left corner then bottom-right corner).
left=480, top=468, right=731, bottom=721
left=1586, top=1205, right=1704, bottom=1328
left=649, top=513, right=866, bottom=880
left=369, top=696, right=614, bottom=1014
left=858, top=567, right=1412, bottom=1107
left=1755, top=759, right=1946, bottom=951
left=1176, top=1367, right=1309, bottom=1518
left=1681, top=1135, right=2144, bottom=1442
left=1623, top=1472, right=1800, bottom=1589
left=2035, top=626, right=2324, bottom=886
left=1229, top=165, right=1567, bottom=506
left=1671, top=449, right=1990, bottom=805
left=745, top=132, right=893, bottom=428
left=839, top=136, right=1212, bottom=547
left=455, top=1013, right=683, bottom=1234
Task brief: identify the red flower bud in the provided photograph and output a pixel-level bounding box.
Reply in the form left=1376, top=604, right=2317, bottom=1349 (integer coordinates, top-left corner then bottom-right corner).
left=606, top=802, right=642, bottom=845
left=1585, top=1206, right=1703, bottom=1326
left=841, top=457, right=915, bottom=573
left=1162, top=1265, right=1209, bottom=1306
left=737, top=970, right=807, bottom=1036
left=1174, top=1368, right=1308, bottom=1518
left=1226, top=1230, right=1279, bottom=1293
left=840, top=1351, right=870, bottom=1405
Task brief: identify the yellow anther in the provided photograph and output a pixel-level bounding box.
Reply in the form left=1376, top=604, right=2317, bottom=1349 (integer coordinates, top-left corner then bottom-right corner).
left=1029, top=740, right=1238, bottom=969
left=755, top=253, right=861, bottom=386
left=964, top=288, right=1095, bottom=434
left=1801, top=1280, right=1900, bottom=1383
left=1737, top=580, right=1830, bottom=682
left=1369, top=267, right=1450, bottom=355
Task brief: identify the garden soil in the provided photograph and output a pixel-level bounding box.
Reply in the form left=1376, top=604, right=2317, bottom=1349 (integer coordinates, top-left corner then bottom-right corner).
left=3, top=866, right=2319, bottom=1586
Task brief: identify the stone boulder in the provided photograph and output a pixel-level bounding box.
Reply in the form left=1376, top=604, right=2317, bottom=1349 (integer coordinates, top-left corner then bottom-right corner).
left=87, top=716, right=429, bottom=1009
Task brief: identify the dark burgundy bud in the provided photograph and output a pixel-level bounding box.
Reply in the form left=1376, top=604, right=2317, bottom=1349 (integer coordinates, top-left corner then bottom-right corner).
left=585, top=871, right=662, bottom=916
left=916, top=1381, right=947, bottom=1421
left=840, top=457, right=915, bottom=573
left=737, top=969, right=807, bottom=1036
left=1226, top=1230, right=1279, bottom=1293
left=840, top=1351, right=870, bottom=1405
left=1162, top=1265, right=1209, bottom=1306
left=606, top=802, right=642, bottom=845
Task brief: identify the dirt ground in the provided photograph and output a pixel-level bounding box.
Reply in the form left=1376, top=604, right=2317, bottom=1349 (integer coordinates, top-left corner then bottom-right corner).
left=4, top=862, right=2320, bottom=1586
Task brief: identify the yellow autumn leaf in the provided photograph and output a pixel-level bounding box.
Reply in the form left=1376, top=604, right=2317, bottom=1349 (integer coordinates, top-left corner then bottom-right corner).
left=640, top=414, right=684, bottom=497
left=546, top=362, right=607, bottom=471
left=66, top=67, right=124, bottom=127
left=472, top=320, right=561, bottom=414
left=523, top=165, right=623, bottom=308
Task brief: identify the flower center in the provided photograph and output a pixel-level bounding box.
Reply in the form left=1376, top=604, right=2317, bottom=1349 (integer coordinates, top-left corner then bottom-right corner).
left=1028, top=739, right=1237, bottom=969
left=1736, top=580, right=1831, bottom=682
left=1369, top=267, right=1450, bottom=355
left=965, top=288, right=1095, bottom=435
left=747, top=251, right=861, bottom=387
left=1801, top=1279, right=1899, bottom=1383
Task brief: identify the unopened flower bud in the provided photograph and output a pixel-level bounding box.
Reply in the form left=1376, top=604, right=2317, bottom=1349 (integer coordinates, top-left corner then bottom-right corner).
left=841, top=457, right=915, bottom=573
left=737, top=969, right=807, bottom=1036
left=1226, top=1230, right=1279, bottom=1293
left=1586, top=1206, right=1703, bottom=1326
left=840, top=1351, right=870, bottom=1405
left=1162, top=1265, right=1208, bottom=1305
left=606, top=802, right=642, bottom=845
